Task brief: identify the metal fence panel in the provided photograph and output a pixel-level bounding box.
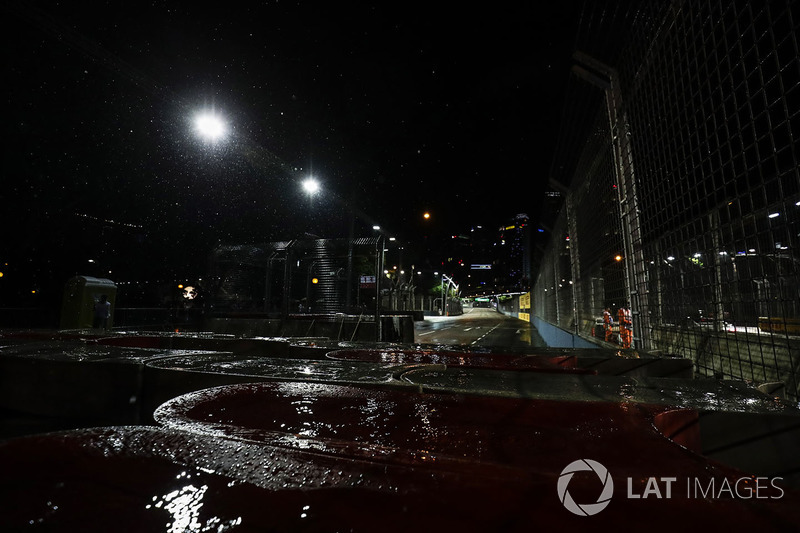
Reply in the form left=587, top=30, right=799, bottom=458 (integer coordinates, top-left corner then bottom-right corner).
left=535, top=0, right=799, bottom=401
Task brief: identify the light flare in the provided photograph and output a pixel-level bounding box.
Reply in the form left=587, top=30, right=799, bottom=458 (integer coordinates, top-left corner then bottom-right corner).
left=194, top=112, right=227, bottom=141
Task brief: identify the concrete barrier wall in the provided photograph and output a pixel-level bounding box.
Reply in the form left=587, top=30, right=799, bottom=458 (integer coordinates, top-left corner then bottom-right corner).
left=532, top=317, right=599, bottom=349
left=496, top=298, right=520, bottom=318
left=651, top=325, right=799, bottom=400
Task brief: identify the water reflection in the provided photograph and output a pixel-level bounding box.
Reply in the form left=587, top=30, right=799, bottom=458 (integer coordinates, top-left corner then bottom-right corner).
left=414, top=401, right=439, bottom=444
left=146, top=472, right=242, bottom=532
left=148, top=483, right=208, bottom=532
left=291, top=397, right=318, bottom=437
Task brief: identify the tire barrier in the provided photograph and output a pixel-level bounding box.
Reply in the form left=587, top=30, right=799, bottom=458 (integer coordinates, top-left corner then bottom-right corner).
left=1, top=385, right=798, bottom=531
left=1, top=332, right=798, bottom=530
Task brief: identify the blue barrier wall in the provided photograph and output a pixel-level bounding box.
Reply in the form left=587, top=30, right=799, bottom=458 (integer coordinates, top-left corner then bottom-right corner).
left=532, top=317, right=598, bottom=349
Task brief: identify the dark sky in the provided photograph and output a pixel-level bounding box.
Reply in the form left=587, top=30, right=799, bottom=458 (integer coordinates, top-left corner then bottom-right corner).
left=2, top=2, right=580, bottom=299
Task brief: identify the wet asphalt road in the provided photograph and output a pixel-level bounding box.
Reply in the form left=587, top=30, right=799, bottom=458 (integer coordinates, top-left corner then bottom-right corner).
left=413, top=307, right=546, bottom=349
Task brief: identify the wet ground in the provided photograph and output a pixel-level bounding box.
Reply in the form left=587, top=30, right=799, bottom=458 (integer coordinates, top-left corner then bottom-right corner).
left=1, top=326, right=798, bottom=530
left=415, top=307, right=546, bottom=347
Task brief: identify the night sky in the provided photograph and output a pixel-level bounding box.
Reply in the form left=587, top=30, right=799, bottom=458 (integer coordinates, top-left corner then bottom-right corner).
left=3, top=2, right=580, bottom=306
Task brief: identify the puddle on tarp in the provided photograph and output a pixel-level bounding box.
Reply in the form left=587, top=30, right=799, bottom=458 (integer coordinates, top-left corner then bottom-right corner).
left=3, top=420, right=797, bottom=531
left=0, top=425, right=599, bottom=532
left=146, top=355, right=417, bottom=385
left=0, top=340, right=207, bottom=363
left=402, top=367, right=794, bottom=413
left=326, top=348, right=594, bottom=373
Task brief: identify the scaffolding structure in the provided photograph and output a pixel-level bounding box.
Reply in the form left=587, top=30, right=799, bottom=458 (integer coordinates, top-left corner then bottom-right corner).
left=209, top=238, right=384, bottom=317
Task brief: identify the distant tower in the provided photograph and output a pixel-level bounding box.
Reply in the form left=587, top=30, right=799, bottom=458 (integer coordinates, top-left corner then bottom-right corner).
left=465, top=224, right=495, bottom=294
left=498, top=213, right=531, bottom=292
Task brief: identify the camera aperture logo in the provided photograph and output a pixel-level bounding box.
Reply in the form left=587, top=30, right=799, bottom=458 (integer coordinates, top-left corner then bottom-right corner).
left=557, top=459, right=614, bottom=516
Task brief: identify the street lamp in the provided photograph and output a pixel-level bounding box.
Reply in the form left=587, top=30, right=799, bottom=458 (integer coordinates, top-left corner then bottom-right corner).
left=302, top=177, right=321, bottom=196
left=441, top=273, right=459, bottom=316
left=194, top=111, right=227, bottom=142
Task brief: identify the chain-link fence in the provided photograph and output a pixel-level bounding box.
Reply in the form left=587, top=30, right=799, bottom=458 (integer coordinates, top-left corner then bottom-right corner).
left=534, top=0, right=799, bottom=401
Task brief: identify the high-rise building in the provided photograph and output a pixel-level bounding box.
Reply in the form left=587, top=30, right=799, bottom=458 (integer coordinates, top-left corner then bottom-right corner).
left=447, top=214, right=533, bottom=297
left=497, top=213, right=531, bottom=292
left=463, top=224, right=495, bottom=296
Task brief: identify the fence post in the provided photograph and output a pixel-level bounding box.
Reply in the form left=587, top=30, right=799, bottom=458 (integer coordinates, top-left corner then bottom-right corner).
left=553, top=250, right=560, bottom=326
left=566, top=193, right=581, bottom=335
left=282, top=240, right=296, bottom=320
left=375, top=235, right=384, bottom=341
left=573, top=51, right=651, bottom=350
left=709, top=210, right=726, bottom=332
